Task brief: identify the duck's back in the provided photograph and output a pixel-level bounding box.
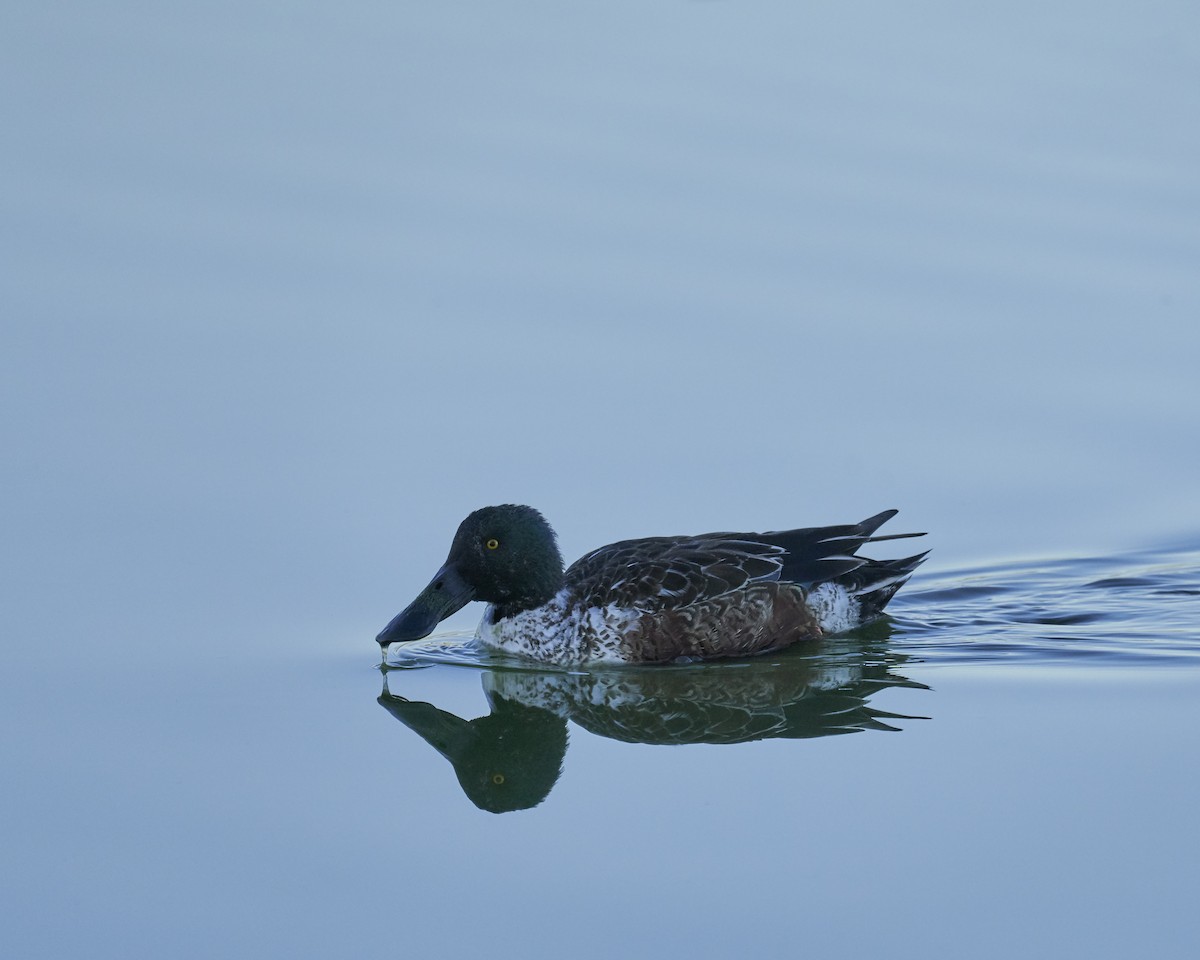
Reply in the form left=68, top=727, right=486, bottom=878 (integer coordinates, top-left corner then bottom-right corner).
left=554, top=512, right=926, bottom=663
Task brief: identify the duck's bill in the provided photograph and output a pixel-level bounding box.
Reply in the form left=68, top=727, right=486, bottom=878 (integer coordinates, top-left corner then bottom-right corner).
left=377, top=562, right=475, bottom=646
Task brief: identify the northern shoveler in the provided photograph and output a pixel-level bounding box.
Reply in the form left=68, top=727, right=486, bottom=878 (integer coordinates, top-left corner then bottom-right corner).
left=377, top=505, right=927, bottom=665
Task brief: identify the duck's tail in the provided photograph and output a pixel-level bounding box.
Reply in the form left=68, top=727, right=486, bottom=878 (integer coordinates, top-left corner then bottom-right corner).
left=764, top=509, right=927, bottom=598
left=792, top=510, right=928, bottom=622
left=845, top=548, right=930, bottom=620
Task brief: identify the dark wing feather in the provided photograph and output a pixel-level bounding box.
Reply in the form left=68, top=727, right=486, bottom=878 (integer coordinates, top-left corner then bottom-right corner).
left=565, top=511, right=926, bottom=611
left=746, top=510, right=925, bottom=586
left=565, top=536, right=786, bottom=613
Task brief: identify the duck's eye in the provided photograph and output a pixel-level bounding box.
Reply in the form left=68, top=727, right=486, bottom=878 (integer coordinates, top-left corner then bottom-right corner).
left=492, top=773, right=505, bottom=785
left=485, top=538, right=500, bottom=550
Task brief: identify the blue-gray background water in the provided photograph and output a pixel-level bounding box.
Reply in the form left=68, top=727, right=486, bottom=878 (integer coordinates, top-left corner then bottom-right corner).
left=2, top=3, right=1198, bottom=958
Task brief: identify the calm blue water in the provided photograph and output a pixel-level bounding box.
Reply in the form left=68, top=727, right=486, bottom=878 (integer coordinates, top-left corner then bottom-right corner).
left=8, top=550, right=1198, bottom=958
left=3, top=2, right=1199, bottom=958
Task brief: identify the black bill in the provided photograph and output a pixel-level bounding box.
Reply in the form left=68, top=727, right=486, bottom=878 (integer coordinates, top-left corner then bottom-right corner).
left=377, top=562, right=475, bottom=646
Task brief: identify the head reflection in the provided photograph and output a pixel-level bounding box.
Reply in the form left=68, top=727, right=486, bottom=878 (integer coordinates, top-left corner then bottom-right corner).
left=377, top=689, right=567, bottom=813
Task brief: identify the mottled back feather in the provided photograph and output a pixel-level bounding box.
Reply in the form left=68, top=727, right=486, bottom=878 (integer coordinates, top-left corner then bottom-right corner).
left=566, top=537, right=787, bottom=613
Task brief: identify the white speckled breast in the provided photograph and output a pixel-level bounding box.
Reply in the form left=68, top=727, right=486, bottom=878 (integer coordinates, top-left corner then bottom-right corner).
left=475, top=589, right=641, bottom=664
left=475, top=581, right=871, bottom=665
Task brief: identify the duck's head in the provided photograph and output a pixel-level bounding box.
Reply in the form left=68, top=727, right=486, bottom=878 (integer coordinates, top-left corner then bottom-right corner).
left=377, top=505, right=565, bottom=650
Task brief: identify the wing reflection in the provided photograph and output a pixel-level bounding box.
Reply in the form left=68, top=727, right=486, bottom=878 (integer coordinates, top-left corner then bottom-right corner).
left=378, top=630, right=928, bottom=813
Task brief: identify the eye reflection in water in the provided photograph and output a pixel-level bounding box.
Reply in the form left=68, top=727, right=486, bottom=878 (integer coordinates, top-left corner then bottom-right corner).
left=377, top=625, right=929, bottom=813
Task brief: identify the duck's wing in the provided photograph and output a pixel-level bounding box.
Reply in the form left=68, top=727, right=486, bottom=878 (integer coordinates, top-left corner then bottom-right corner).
left=566, top=511, right=925, bottom=615
left=565, top=535, right=859, bottom=614
left=565, top=537, right=781, bottom=612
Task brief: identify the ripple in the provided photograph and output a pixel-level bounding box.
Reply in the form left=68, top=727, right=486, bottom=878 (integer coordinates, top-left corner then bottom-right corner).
left=1086, top=576, right=1159, bottom=589
left=890, top=545, right=1200, bottom=665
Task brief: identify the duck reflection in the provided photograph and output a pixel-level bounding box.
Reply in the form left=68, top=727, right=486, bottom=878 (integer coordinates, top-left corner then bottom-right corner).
left=378, top=629, right=927, bottom=813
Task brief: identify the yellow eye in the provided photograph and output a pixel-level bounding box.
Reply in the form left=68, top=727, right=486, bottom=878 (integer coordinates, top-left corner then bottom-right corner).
left=492, top=773, right=505, bottom=785
left=486, top=538, right=500, bottom=550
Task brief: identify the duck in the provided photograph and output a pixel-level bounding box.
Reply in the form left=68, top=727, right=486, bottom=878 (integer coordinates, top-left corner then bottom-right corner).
left=376, top=505, right=927, bottom=665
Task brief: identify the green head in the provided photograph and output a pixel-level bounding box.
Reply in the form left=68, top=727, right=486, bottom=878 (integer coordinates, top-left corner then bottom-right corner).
left=377, top=505, right=565, bottom=648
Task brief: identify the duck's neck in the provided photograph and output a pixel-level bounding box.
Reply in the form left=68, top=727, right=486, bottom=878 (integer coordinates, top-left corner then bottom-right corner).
left=491, top=569, right=564, bottom=622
